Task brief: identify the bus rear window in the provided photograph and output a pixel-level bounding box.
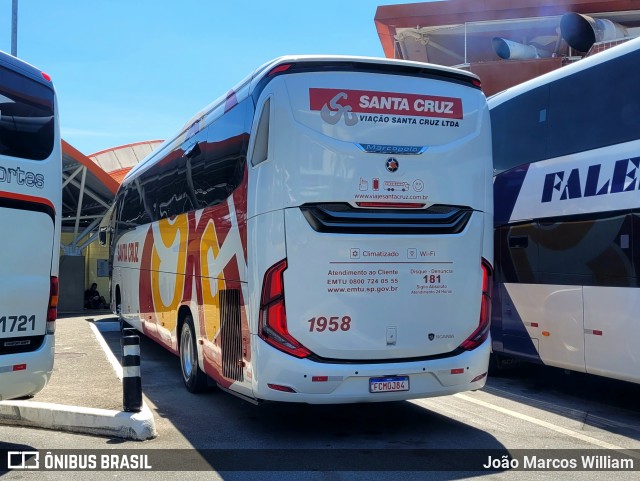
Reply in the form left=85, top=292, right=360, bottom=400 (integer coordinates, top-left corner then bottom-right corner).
left=0, top=66, right=55, bottom=161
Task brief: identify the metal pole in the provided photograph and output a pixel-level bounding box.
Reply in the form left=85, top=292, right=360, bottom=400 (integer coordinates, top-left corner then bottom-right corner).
left=11, top=0, right=18, bottom=57
left=464, top=22, right=467, bottom=66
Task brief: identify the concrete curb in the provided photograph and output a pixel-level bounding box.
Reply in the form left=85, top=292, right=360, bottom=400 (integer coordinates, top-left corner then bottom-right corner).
left=0, top=316, right=157, bottom=440
left=0, top=400, right=156, bottom=440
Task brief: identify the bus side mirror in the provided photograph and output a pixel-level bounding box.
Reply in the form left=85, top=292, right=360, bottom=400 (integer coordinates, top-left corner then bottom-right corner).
left=99, top=228, right=108, bottom=246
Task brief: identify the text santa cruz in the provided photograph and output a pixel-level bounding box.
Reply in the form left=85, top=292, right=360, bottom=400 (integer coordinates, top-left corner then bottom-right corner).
left=309, top=88, right=464, bottom=126
left=358, top=93, right=459, bottom=126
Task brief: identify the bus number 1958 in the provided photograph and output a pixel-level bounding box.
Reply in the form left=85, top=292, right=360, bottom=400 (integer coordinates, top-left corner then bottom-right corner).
left=308, top=316, right=352, bottom=332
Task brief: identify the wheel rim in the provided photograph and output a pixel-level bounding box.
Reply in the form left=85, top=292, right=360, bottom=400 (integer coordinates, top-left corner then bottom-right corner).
left=181, top=324, right=194, bottom=380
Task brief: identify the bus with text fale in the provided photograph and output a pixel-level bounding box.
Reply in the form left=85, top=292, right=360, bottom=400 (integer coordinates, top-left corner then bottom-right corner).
left=0, top=51, right=60, bottom=400
left=105, top=55, right=493, bottom=403
left=489, top=37, right=640, bottom=383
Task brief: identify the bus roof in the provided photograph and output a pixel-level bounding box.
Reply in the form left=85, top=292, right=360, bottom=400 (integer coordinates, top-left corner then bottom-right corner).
left=125, top=55, right=479, bottom=183
left=187, top=55, right=479, bottom=130
left=0, top=49, right=52, bottom=86
left=488, top=36, right=640, bottom=109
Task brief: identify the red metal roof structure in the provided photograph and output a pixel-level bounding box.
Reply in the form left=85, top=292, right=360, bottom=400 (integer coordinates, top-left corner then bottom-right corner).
left=61, top=140, right=120, bottom=254
left=60, top=139, right=161, bottom=254
left=89, top=140, right=163, bottom=184
left=375, top=0, right=640, bottom=95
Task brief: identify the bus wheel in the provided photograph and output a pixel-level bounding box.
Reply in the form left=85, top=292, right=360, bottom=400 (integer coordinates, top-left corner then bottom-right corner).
left=179, top=315, right=208, bottom=393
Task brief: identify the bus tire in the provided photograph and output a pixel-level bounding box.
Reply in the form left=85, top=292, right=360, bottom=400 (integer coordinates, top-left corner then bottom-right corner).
left=179, top=315, right=209, bottom=393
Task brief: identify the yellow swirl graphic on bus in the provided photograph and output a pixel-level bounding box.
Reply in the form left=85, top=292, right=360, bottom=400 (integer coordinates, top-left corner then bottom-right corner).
left=200, top=220, right=226, bottom=338
left=151, top=215, right=188, bottom=334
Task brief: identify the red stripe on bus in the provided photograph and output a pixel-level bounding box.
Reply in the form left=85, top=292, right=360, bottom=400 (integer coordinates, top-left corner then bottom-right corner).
left=0, top=190, right=55, bottom=214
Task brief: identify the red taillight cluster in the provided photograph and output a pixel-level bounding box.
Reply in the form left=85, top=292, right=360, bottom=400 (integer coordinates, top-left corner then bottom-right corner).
left=459, top=259, right=492, bottom=351
left=46, top=276, right=58, bottom=334
left=258, top=259, right=312, bottom=358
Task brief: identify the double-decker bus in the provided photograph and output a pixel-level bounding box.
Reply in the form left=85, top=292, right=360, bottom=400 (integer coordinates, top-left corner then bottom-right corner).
left=0, top=51, right=60, bottom=400
left=490, top=37, right=640, bottom=383
left=105, top=55, right=493, bottom=403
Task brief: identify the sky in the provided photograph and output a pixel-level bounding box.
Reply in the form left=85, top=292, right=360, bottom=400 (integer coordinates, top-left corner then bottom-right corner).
left=0, top=0, right=421, bottom=155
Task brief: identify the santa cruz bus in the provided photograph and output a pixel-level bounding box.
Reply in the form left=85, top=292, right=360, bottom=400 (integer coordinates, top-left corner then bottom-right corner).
left=489, top=37, right=640, bottom=383
left=0, top=51, right=60, bottom=400
left=106, top=55, right=493, bottom=403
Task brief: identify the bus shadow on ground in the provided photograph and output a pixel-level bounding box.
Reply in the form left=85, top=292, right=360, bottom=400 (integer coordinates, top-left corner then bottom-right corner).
left=486, top=362, right=640, bottom=442
left=94, top=318, right=508, bottom=477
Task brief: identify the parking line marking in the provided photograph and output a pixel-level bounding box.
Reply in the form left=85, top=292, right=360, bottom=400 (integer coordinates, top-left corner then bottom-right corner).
left=453, top=393, right=632, bottom=451
left=88, top=321, right=123, bottom=381
left=484, top=385, right=640, bottom=434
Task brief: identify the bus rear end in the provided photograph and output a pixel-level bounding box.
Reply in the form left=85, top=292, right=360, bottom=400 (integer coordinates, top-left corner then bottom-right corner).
left=248, top=58, right=492, bottom=402
left=0, top=52, right=60, bottom=400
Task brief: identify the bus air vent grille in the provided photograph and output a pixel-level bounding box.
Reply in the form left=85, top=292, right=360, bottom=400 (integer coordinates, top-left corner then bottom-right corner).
left=220, top=288, right=244, bottom=382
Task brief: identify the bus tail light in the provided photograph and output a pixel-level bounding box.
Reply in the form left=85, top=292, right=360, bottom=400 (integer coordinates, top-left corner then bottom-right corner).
left=46, top=276, right=58, bottom=334
left=459, top=259, right=492, bottom=351
left=267, top=63, right=293, bottom=76
left=258, top=259, right=312, bottom=358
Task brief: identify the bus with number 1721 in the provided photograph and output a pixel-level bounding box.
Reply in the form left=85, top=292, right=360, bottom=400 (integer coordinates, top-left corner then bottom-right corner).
left=0, top=51, right=60, bottom=401
left=104, top=55, right=493, bottom=403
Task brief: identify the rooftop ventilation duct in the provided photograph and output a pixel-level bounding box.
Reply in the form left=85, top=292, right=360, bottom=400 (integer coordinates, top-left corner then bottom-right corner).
left=560, top=13, right=628, bottom=52
left=492, top=38, right=552, bottom=60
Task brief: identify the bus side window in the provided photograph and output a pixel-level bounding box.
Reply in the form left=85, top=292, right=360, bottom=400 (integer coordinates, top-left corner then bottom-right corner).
left=190, top=100, right=251, bottom=208
left=112, top=190, right=122, bottom=236
left=492, top=85, right=549, bottom=174
left=138, top=168, right=160, bottom=222
left=536, top=213, right=634, bottom=287
left=547, top=48, right=640, bottom=160
left=250, top=97, right=271, bottom=166
left=119, top=182, right=146, bottom=227
left=184, top=130, right=205, bottom=211
left=149, top=146, right=195, bottom=220
left=0, top=65, right=54, bottom=161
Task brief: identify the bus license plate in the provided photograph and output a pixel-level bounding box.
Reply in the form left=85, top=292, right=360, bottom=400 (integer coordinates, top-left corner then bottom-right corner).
left=369, top=376, right=409, bottom=393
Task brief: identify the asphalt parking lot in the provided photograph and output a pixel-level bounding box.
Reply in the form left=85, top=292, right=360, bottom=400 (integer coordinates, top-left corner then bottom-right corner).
left=1, top=314, right=639, bottom=480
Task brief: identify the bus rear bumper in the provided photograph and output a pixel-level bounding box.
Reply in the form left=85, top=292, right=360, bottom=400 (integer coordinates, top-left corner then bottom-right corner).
left=251, top=336, right=490, bottom=403
left=0, top=334, right=54, bottom=401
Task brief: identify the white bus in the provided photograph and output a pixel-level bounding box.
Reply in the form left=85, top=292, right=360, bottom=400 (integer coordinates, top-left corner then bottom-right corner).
left=106, top=55, right=493, bottom=403
left=0, top=51, right=60, bottom=400
left=489, top=37, right=640, bottom=383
